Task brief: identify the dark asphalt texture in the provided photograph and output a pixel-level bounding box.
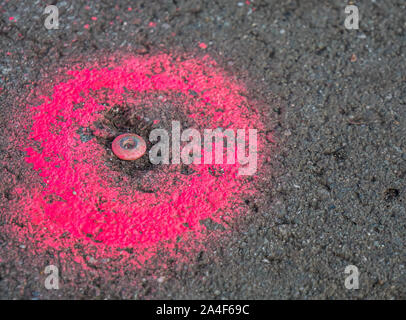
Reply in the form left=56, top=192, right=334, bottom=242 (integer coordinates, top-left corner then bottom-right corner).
left=0, top=0, right=405, bottom=299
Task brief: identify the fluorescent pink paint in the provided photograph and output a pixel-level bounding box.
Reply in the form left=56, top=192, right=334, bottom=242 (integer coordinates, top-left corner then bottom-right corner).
left=12, top=53, right=266, bottom=265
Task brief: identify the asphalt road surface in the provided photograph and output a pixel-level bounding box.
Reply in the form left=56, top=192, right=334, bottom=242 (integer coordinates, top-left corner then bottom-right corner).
left=0, top=0, right=405, bottom=299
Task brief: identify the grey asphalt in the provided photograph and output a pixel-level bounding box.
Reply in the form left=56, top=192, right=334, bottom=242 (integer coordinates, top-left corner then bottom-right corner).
left=0, top=0, right=405, bottom=299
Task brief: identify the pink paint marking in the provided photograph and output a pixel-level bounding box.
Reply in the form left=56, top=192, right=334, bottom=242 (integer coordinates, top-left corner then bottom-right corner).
left=9, top=53, right=267, bottom=266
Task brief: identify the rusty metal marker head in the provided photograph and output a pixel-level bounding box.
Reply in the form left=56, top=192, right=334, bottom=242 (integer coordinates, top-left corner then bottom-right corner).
left=112, top=133, right=146, bottom=160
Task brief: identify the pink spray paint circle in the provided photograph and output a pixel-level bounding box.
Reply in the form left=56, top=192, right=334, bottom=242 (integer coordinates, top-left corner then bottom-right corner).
left=12, top=53, right=267, bottom=265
